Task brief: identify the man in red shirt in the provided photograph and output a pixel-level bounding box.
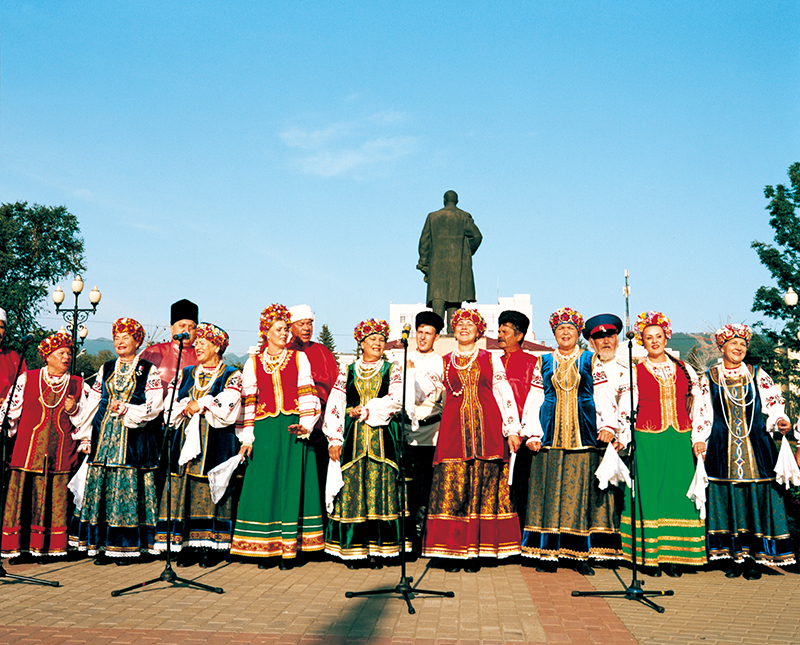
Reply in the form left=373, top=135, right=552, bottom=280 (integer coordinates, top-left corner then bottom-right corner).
left=140, top=299, right=199, bottom=397
left=287, top=305, right=339, bottom=522
left=497, top=310, right=538, bottom=530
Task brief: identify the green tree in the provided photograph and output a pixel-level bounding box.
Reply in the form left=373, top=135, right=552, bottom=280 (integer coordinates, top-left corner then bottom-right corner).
left=317, top=323, right=340, bottom=364
left=751, top=162, right=800, bottom=417
left=0, top=202, right=85, bottom=351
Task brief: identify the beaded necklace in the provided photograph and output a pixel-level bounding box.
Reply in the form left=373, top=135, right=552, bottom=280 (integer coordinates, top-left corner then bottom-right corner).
left=260, top=348, right=288, bottom=374
left=644, top=357, right=675, bottom=386
left=194, top=362, right=224, bottom=397
left=356, top=358, right=383, bottom=380
left=445, top=346, right=479, bottom=397
left=717, top=364, right=754, bottom=441
left=39, top=369, right=70, bottom=409
left=552, top=347, right=581, bottom=392
left=113, top=356, right=139, bottom=390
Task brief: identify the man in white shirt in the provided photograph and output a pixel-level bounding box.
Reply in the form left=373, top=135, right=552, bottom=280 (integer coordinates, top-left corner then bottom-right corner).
left=404, top=311, right=445, bottom=550
left=584, top=313, right=628, bottom=447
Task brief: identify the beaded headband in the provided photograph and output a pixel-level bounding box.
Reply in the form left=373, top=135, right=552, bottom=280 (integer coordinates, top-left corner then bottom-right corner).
left=112, top=317, right=145, bottom=347
left=715, top=323, right=752, bottom=349
left=259, top=304, right=291, bottom=343
left=451, top=308, right=487, bottom=338
left=38, top=332, right=74, bottom=360
left=354, top=319, right=390, bottom=343
left=549, top=307, right=584, bottom=334
left=196, top=322, right=230, bottom=355
left=634, top=311, right=672, bottom=346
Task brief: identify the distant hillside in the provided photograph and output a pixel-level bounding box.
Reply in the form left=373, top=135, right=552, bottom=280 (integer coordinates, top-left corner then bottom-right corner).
left=669, top=332, right=703, bottom=357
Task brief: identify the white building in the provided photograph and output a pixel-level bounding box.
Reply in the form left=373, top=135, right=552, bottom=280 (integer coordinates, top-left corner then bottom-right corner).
left=388, top=294, right=537, bottom=342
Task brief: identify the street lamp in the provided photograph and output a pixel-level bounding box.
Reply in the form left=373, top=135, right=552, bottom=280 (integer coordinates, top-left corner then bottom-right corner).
left=784, top=287, right=798, bottom=308
left=52, top=275, right=101, bottom=373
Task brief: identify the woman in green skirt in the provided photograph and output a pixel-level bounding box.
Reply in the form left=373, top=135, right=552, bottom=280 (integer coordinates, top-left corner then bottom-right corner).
left=619, top=311, right=707, bottom=577
left=323, top=318, right=409, bottom=567
left=230, top=304, right=322, bottom=570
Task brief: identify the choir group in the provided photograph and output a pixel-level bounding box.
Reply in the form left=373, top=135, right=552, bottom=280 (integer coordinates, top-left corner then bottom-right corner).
left=0, top=298, right=797, bottom=582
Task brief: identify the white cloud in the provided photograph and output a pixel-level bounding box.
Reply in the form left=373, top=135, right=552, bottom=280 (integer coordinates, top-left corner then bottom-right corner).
left=279, top=110, right=417, bottom=177
left=295, top=136, right=418, bottom=177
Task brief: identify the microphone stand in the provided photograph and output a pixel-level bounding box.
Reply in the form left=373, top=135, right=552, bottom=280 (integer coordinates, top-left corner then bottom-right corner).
left=111, top=337, right=223, bottom=596
left=571, top=331, right=673, bottom=612
left=344, top=329, right=454, bottom=614
left=0, top=336, right=59, bottom=586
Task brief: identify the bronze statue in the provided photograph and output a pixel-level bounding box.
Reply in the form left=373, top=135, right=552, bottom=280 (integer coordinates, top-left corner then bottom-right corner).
left=417, top=191, right=482, bottom=333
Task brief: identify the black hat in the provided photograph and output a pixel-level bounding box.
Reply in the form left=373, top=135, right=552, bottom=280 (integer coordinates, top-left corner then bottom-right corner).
left=415, top=311, right=444, bottom=334
left=171, top=299, right=199, bottom=325
left=582, top=313, right=623, bottom=340
left=498, top=310, right=530, bottom=338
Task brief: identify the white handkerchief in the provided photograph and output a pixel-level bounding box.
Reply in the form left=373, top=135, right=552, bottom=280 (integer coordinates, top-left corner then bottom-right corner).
left=207, top=454, right=244, bottom=504
left=686, top=456, right=708, bottom=520
left=178, top=414, right=202, bottom=466
left=507, top=451, right=517, bottom=486
left=775, top=435, right=800, bottom=489
left=326, top=459, right=344, bottom=513
left=68, top=457, right=90, bottom=511
left=594, top=443, right=631, bottom=490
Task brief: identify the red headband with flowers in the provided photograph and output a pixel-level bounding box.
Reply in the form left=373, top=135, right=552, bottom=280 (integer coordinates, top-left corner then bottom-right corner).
left=112, top=317, right=145, bottom=347
left=196, top=322, right=230, bottom=355
left=38, top=332, right=74, bottom=360
left=354, top=319, right=390, bottom=343
left=715, top=323, right=752, bottom=349
left=451, top=308, right=487, bottom=338
left=259, top=304, right=291, bottom=343
left=549, top=307, right=584, bottom=334
left=634, top=311, right=672, bottom=346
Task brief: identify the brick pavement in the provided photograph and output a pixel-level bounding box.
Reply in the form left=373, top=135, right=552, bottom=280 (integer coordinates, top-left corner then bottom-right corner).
left=0, top=558, right=798, bottom=644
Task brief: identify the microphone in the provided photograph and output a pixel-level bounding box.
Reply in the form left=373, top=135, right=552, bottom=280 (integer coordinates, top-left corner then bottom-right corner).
left=401, top=324, right=411, bottom=340
left=20, top=334, right=35, bottom=345
left=626, top=331, right=636, bottom=340
left=173, top=332, right=191, bottom=341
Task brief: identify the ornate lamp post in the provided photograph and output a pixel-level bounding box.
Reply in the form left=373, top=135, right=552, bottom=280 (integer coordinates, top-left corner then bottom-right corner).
left=52, top=275, right=101, bottom=373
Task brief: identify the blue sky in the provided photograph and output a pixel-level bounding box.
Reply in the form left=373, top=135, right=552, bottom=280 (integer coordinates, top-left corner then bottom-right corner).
left=2, top=1, right=798, bottom=354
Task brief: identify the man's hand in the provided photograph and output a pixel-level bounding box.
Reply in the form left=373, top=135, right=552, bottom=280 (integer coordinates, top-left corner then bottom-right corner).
left=329, top=445, right=343, bottom=462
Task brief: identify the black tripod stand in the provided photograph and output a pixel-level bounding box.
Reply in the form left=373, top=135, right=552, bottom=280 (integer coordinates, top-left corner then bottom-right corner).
left=571, top=331, right=673, bottom=612
left=111, top=337, right=223, bottom=596
left=344, top=327, right=454, bottom=614
left=0, top=336, right=59, bottom=587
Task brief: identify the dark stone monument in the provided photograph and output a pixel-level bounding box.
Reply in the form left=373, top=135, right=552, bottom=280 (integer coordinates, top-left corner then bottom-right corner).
left=416, top=190, right=483, bottom=333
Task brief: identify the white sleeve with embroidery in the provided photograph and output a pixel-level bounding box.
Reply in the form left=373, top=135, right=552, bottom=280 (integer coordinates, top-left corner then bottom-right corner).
left=236, top=357, right=257, bottom=445
left=682, top=363, right=710, bottom=447
left=0, top=372, right=27, bottom=437
left=72, top=365, right=104, bottom=441
left=756, top=367, right=789, bottom=434
left=122, top=364, right=165, bottom=428
left=591, top=359, right=617, bottom=436
left=322, top=367, right=348, bottom=447
left=520, top=362, right=544, bottom=440
left=490, top=353, right=521, bottom=437
left=692, top=371, right=713, bottom=445
left=364, top=362, right=403, bottom=427
left=296, top=351, right=321, bottom=438
left=197, top=370, right=244, bottom=429
left=165, top=371, right=189, bottom=428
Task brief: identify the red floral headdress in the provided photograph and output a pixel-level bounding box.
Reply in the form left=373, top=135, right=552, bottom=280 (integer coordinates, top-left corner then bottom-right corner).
left=112, top=317, right=145, bottom=347
left=451, top=308, right=487, bottom=338
left=714, top=323, right=752, bottom=349
left=196, top=322, right=230, bottom=355
left=259, top=304, right=291, bottom=344
left=354, top=319, right=390, bottom=343
left=549, top=307, right=584, bottom=334
left=38, top=332, right=74, bottom=360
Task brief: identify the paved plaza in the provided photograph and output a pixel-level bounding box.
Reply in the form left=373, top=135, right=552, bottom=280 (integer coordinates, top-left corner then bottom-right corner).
left=0, top=556, right=797, bottom=644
